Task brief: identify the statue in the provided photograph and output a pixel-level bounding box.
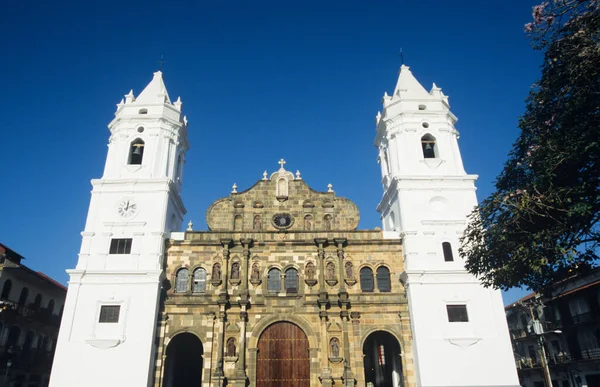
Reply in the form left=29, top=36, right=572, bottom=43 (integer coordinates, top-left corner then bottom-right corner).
left=304, top=215, right=312, bottom=231
left=306, top=262, right=315, bottom=280
left=212, top=263, right=221, bottom=281
left=231, top=262, right=240, bottom=280
left=324, top=215, right=332, bottom=231
left=251, top=263, right=260, bottom=281
left=253, top=215, right=262, bottom=231
left=226, top=337, right=236, bottom=357
left=345, top=262, right=353, bottom=278
left=326, top=262, right=335, bottom=280
left=330, top=338, right=340, bottom=358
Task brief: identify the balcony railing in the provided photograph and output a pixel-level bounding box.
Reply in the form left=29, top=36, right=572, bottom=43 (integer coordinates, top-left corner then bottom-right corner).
left=0, top=300, right=60, bottom=327
left=516, top=357, right=542, bottom=369
left=578, top=348, right=600, bottom=361
left=571, top=312, right=593, bottom=325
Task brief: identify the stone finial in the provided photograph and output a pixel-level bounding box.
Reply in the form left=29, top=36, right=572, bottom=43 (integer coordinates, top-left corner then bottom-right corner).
left=183, top=115, right=188, bottom=125
left=262, top=171, right=268, bottom=181
left=174, top=96, right=182, bottom=111
left=116, top=98, right=125, bottom=110
left=125, top=90, right=135, bottom=104
left=295, top=170, right=302, bottom=180
left=231, top=183, right=238, bottom=194
left=187, top=220, right=193, bottom=231
left=327, top=184, right=334, bottom=193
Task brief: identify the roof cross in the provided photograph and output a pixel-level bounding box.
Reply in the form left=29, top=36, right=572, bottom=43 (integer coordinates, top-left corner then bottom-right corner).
left=278, top=159, right=286, bottom=170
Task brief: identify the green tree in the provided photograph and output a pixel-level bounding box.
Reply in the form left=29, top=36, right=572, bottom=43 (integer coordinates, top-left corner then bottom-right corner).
left=460, top=0, right=600, bottom=291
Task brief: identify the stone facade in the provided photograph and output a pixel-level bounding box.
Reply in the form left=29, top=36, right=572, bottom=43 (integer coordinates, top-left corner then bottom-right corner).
left=153, top=165, right=416, bottom=387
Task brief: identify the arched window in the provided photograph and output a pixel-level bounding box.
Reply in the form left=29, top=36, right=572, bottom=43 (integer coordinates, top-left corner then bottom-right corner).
left=47, top=299, right=55, bottom=315
left=376, top=267, right=391, bottom=292
left=268, top=268, right=281, bottom=293
left=192, top=268, right=207, bottom=293
left=175, top=268, right=189, bottom=293
left=443, top=242, right=454, bottom=262
left=1, top=280, right=12, bottom=300
left=360, top=267, right=374, bottom=292
left=285, top=268, right=298, bottom=293
left=33, top=294, right=42, bottom=311
left=18, top=287, right=29, bottom=306
left=128, top=138, right=145, bottom=165
left=421, top=134, right=437, bottom=159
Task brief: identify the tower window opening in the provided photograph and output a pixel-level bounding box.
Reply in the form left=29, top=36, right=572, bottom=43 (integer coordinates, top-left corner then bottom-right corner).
left=99, top=305, right=120, bottom=323
left=421, top=134, right=437, bottom=159
left=137, top=126, right=144, bottom=133
left=138, top=108, right=148, bottom=114
left=418, top=104, right=426, bottom=110
left=109, top=238, right=132, bottom=254
left=422, top=122, right=430, bottom=128
left=443, top=242, right=454, bottom=262
left=447, top=304, right=469, bottom=322
left=129, top=139, right=145, bottom=165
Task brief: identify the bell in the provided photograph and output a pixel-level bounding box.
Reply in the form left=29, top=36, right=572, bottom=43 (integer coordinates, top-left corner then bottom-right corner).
left=132, top=146, right=143, bottom=156
left=424, top=143, right=433, bottom=151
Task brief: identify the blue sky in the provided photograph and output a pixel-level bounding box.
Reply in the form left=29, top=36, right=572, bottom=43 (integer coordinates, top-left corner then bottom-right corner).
left=0, top=0, right=540, bottom=304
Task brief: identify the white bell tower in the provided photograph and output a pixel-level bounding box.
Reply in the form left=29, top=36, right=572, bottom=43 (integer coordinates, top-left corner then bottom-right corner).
left=50, top=71, right=188, bottom=387
left=375, top=65, right=519, bottom=387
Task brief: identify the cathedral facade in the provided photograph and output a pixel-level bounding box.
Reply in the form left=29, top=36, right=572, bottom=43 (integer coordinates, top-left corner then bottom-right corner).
left=49, top=66, right=520, bottom=387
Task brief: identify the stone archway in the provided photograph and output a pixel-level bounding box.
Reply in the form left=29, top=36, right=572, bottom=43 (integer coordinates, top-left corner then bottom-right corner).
left=256, top=321, right=310, bottom=387
left=363, top=331, right=404, bottom=387
left=163, top=332, right=203, bottom=387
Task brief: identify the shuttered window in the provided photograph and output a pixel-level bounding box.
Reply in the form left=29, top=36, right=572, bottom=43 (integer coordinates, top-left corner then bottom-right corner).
left=175, top=268, right=189, bottom=293
left=192, top=268, right=207, bottom=293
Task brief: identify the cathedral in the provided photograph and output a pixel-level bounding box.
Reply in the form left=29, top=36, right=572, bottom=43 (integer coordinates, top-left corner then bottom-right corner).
left=48, top=66, right=520, bottom=387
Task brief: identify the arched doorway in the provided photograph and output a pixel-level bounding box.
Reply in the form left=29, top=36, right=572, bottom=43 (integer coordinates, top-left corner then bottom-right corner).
left=163, top=333, right=203, bottom=387
left=363, top=331, right=404, bottom=387
left=257, top=321, right=310, bottom=387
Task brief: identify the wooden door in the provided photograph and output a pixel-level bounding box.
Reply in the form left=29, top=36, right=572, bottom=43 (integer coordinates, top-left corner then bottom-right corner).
left=256, top=321, right=310, bottom=387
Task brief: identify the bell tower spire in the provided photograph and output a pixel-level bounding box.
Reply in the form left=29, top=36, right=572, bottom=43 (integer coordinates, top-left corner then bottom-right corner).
left=374, top=65, right=519, bottom=387
left=50, top=71, right=189, bottom=387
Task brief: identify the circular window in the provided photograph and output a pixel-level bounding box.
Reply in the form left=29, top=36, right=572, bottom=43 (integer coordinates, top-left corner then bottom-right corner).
left=137, top=126, right=145, bottom=133
left=422, top=122, right=429, bottom=128
left=272, top=213, right=294, bottom=229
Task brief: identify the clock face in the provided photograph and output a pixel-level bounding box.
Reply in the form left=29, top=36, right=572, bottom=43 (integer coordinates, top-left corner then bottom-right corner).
left=116, top=199, right=138, bottom=219
left=272, top=213, right=293, bottom=229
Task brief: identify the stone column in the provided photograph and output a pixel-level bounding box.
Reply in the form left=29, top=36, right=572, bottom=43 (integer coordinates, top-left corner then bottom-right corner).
left=215, top=238, right=232, bottom=382
left=334, top=238, right=354, bottom=386
left=315, top=238, right=332, bottom=386
left=233, top=238, right=252, bottom=385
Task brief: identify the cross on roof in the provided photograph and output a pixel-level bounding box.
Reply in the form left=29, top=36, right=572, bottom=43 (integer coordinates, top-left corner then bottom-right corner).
left=278, top=159, right=286, bottom=169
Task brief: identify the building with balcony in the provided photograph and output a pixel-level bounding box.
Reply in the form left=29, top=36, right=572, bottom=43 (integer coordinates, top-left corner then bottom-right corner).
left=0, top=243, right=66, bottom=387
left=506, top=267, right=600, bottom=387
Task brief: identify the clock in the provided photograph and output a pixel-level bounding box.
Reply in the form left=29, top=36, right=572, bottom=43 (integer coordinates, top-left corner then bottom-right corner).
left=272, top=213, right=293, bottom=229
left=116, top=199, right=138, bottom=219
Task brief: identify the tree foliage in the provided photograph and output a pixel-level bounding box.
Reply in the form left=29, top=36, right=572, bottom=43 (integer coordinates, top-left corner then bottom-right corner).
left=460, top=0, right=600, bottom=291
